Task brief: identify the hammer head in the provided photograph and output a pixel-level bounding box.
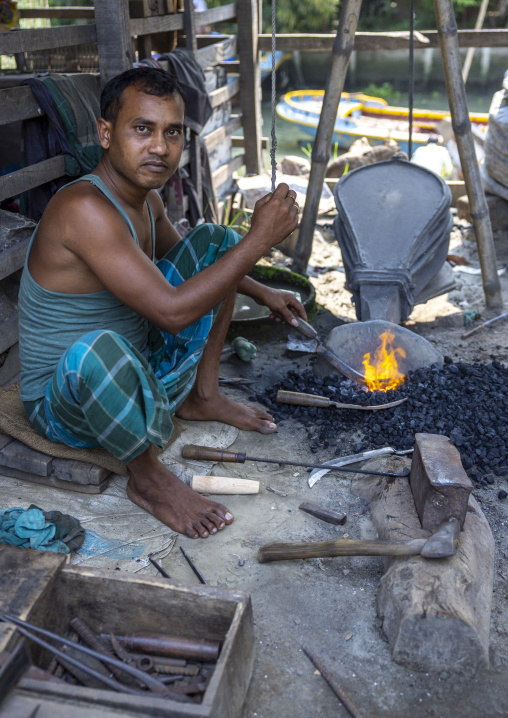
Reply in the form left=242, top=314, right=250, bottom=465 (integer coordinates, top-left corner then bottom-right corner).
left=420, top=517, right=460, bottom=558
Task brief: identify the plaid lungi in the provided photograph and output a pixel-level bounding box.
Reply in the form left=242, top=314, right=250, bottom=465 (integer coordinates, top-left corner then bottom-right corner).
left=23, top=223, right=240, bottom=464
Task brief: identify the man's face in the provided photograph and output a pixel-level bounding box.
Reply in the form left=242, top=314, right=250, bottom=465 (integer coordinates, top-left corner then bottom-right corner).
left=98, top=86, right=185, bottom=190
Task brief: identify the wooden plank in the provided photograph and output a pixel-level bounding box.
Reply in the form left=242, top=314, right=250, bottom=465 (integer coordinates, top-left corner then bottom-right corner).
left=258, top=29, right=508, bottom=52
left=0, top=464, right=110, bottom=493
left=197, top=3, right=236, bottom=25
left=232, top=134, right=268, bottom=149
left=0, top=156, right=66, bottom=203
left=237, top=0, right=262, bottom=174
left=204, top=115, right=242, bottom=150
left=0, top=545, right=67, bottom=655
left=0, top=24, right=97, bottom=55
left=18, top=7, right=95, bottom=19
left=221, top=60, right=239, bottom=71
left=94, top=0, right=132, bottom=86
left=195, top=36, right=237, bottom=70
left=0, top=434, right=14, bottom=452
left=0, top=314, right=18, bottom=355
left=130, top=13, right=184, bottom=36
left=212, top=154, right=244, bottom=190
left=208, top=76, right=240, bottom=108
left=0, top=440, right=53, bottom=477
left=0, top=237, right=30, bottom=282
left=0, top=86, right=43, bottom=126
left=51, top=458, right=110, bottom=486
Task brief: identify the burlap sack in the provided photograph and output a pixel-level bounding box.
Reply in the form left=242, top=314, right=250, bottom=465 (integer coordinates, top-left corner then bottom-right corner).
left=0, top=385, right=181, bottom=476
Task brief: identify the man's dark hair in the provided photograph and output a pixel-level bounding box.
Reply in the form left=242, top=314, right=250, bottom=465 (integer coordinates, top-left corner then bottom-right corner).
left=100, top=67, right=185, bottom=123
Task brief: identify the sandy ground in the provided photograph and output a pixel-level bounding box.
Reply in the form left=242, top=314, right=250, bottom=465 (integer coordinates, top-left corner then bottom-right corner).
left=159, top=216, right=508, bottom=718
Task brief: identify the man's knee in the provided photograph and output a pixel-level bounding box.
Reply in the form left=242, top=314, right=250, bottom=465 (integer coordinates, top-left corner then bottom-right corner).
left=59, top=330, right=142, bottom=397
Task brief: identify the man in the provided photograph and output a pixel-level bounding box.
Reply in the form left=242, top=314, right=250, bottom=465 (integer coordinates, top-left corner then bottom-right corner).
left=18, top=67, right=304, bottom=540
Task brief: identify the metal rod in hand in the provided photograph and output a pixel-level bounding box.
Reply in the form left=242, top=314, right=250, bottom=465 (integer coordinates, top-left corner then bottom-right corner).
left=292, top=0, right=364, bottom=274
left=434, top=0, right=503, bottom=310
left=303, top=646, right=362, bottom=718
left=180, top=546, right=207, bottom=584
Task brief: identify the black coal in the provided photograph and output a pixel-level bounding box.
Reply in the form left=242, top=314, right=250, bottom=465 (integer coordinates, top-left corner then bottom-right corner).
left=257, top=358, right=508, bottom=487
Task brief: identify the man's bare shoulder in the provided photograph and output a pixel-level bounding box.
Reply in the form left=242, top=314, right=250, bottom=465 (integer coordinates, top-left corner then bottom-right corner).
left=39, top=181, right=130, bottom=247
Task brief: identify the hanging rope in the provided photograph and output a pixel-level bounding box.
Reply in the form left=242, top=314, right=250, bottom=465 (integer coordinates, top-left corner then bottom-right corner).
left=270, top=0, right=277, bottom=192
left=408, top=0, right=414, bottom=158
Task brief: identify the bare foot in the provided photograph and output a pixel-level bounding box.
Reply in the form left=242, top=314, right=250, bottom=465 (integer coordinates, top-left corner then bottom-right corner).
left=127, top=446, right=234, bottom=538
left=177, top=388, right=277, bottom=434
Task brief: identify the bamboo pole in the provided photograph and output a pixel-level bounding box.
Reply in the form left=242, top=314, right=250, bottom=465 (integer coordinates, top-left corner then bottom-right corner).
left=434, top=0, right=503, bottom=310
left=291, top=0, right=363, bottom=275
left=462, top=0, right=490, bottom=83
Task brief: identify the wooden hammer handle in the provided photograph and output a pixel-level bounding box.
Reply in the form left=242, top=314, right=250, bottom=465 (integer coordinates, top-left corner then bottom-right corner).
left=257, top=538, right=427, bottom=563
left=277, top=390, right=330, bottom=408
left=182, top=445, right=246, bottom=463
left=191, top=475, right=260, bottom=494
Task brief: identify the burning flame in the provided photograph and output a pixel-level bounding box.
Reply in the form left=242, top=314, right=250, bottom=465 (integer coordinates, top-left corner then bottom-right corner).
left=362, top=329, right=406, bottom=392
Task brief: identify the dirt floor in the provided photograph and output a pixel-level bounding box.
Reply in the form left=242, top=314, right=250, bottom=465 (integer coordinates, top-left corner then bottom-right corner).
left=160, top=216, right=508, bottom=718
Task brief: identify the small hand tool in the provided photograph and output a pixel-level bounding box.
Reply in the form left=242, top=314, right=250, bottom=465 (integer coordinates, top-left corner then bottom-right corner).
left=257, top=517, right=460, bottom=563
left=182, top=444, right=410, bottom=479
left=180, top=546, right=207, bottom=585
left=0, top=614, right=167, bottom=695
left=148, top=556, right=171, bottom=579
left=277, top=389, right=407, bottom=411
left=308, top=446, right=413, bottom=488
left=303, top=646, right=361, bottom=718
left=276, top=312, right=367, bottom=384
left=299, top=502, right=347, bottom=526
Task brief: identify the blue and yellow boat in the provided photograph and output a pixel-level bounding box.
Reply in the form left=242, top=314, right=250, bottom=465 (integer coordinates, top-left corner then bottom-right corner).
left=276, top=90, right=488, bottom=154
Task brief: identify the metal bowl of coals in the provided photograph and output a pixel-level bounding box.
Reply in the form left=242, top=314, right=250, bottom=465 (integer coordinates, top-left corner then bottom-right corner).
left=232, top=264, right=315, bottom=325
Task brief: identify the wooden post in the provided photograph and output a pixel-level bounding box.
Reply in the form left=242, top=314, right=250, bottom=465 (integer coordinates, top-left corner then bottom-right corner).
left=237, top=0, right=263, bottom=175
left=94, top=0, right=133, bottom=87
left=292, top=0, right=363, bottom=274
left=183, top=0, right=203, bottom=215
left=434, top=0, right=503, bottom=310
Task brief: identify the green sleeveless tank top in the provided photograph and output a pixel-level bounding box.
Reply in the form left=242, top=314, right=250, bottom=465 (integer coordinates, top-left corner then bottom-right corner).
left=18, top=174, right=156, bottom=401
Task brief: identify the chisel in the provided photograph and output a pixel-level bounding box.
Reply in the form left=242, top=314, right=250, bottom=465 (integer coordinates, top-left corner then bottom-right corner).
left=276, top=390, right=407, bottom=411
left=181, top=445, right=410, bottom=479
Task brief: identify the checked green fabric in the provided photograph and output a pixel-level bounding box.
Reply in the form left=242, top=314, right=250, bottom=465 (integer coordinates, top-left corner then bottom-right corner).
left=23, top=223, right=240, bottom=464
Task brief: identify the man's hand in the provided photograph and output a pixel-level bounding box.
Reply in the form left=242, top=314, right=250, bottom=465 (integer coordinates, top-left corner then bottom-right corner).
left=255, top=286, right=307, bottom=327
left=248, top=183, right=300, bottom=252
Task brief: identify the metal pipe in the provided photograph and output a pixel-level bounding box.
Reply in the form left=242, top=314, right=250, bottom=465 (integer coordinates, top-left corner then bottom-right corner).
left=0, top=614, right=167, bottom=694
left=292, top=0, right=364, bottom=274
left=434, top=0, right=503, bottom=310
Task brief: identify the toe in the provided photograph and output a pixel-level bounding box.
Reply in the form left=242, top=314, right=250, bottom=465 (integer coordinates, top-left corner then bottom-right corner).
left=257, top=420, right=278, bottom=434
left=185, top=526, right=200, bottom=539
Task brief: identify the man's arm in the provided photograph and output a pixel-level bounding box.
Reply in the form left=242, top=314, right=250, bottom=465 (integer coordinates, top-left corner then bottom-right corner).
left=237, top=276, right=307, bottom=326
left=65, top=184, right=298, bottom=336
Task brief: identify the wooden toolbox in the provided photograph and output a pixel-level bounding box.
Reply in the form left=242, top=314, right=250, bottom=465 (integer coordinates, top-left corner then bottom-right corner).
left=0, top=546, right=254, bottom=718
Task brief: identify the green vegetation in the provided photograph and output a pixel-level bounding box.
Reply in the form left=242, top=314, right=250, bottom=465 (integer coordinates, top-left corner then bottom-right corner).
left=362, top=81, right=401, bottom=102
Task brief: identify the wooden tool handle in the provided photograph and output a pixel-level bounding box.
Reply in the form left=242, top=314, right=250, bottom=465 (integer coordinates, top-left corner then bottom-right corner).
left=299, top=502, right=347, bottom=525
left=274, top=312, right=318, bottom=340
left=191, top=475, right=260, bottom=494
left=257, top=538, right=427, bottom=563
left=182, top=445, right=246, bottom=463
left=277, top=390, right=330, bottom=408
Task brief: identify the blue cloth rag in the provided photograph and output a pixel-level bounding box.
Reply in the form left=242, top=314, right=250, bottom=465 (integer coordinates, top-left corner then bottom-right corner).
left=0, top=507, right=70, bottom=553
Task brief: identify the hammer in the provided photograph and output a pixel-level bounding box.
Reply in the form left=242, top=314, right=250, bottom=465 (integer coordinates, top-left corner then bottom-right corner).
left=257, top=517, right=460, bottom=563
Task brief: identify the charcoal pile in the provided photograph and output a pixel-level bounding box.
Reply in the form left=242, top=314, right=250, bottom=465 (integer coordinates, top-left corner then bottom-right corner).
left=258, top=358, right=508, bottom=487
